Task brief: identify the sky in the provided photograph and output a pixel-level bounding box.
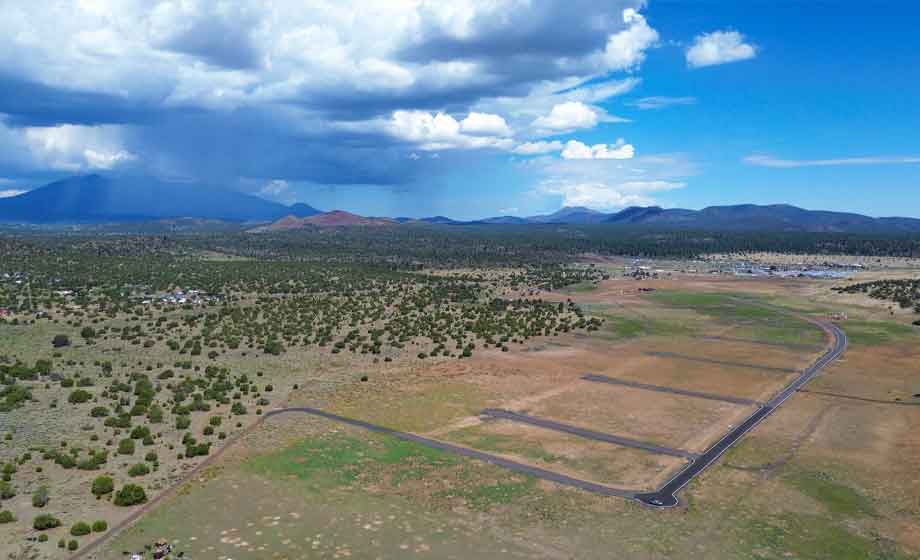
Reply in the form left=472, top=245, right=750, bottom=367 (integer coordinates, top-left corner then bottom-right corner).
left=0, top=0, right=918, bottom=220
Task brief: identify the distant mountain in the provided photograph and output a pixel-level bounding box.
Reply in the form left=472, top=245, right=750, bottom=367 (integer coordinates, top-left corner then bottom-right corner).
left=610, top=204, right=920, bottom=233
left=528, top=206, right=608, bottom=224
left=3, top=176, right=919, bottom=233
left=471, top=204, right=920, bottom=233
left=604, top=206, right=673, bottom=224
left=306, top=210, right=396, bottom=227
left=288, top=203, right=322, bottom=218
left=253, top=210, right=397, bottom=231
left=261, top=204, right=920, bottom=232
left=420, top=215, right=461, bottom=225
left=474, top=216, right=531, bottom=225
left=0, top=174, right=321, bottom=223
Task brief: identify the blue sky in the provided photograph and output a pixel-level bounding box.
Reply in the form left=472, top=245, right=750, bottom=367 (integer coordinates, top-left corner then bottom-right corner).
left=0, top=1, right=917, bottom=219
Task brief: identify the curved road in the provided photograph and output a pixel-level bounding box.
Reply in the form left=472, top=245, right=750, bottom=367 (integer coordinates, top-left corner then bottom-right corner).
left=72, top=315, right=848, bottom=558
left=634, top=320, right=848, bottom=507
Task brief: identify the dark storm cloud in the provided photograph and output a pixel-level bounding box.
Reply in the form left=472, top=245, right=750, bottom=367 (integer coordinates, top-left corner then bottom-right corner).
left=128, top=108, right=418, bottom=187
left=0, top=74, right=160, bottom=127
left=399, top=1, right=628, bottom=63
left=154, top=10, right=263, bottom=70
left=0, top=1, right=652, bottom=193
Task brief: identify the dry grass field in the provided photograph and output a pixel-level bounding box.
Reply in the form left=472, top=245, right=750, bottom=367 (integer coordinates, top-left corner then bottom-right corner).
left=4, top=264, right=918, bottom=560
left=70, top=268, right=919, bottom=560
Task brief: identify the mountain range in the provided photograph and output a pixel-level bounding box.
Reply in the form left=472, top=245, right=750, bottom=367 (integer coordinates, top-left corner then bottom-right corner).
left=496, top=205, right=920, bottom=233
left=0, top=174, right=320, bottom=223
left=2, top=174, right=920, bottom=234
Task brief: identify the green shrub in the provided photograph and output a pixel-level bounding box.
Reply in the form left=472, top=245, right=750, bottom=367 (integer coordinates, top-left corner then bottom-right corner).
left=0, top=510, right=14, bottom=523
left=117, top=439, right=135, bottom=455
left=68, top=389, right=92, bottom=404
left=90, top=406, right=110, bottom=417
left=128, top=463, right=149, bottom=477
left=263, top=339, right=284, bottom=355
left=33, top=514, right=62, bottom=530
left=129, top=426, right=150, bottom=440
left=184, top=442, right=211, bottom=458
left=77, top=450, right=108, bottom=471
left=92, top=520, right=107, bottom=532
left=55, top=453, right=76, bottom=469
left=38, top=534, right=48, bottom=542
left=31, top=485, right=49, bottom=508
left=104, top=414, right=131, bottom=429
left=91, top=475, right=114, bottom=497
left=144, top=452, right=158, bottom=462
left=113, top=484, right=147, bottom=506
left=175, top=415, right=191, bottom=430
left=70, top=521, right=91, bottom=536
left=68, top=539, right=78, bottom=551
left=0, top=481, right=14, bottom=499
left=147, top=405, right=164, bottom=423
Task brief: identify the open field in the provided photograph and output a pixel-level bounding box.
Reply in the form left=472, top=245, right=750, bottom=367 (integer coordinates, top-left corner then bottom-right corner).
left=2, top=237, right=918, bottom=559
left=97, top=273, right=920, bottom=559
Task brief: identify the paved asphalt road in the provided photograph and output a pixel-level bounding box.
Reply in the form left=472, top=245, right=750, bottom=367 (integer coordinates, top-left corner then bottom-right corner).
left=582, top=373, right=762, bottom=407
left=634, top=321, right=848, bottom=507
left=481, top=408, right=698, bottom=459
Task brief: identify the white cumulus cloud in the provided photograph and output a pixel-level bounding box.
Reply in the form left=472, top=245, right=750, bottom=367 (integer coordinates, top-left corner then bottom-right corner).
left=602, top=8, right=659, bottom=71
left=389, top=110, right=513, bottom=151
left=460, top=112, right=512, bottom=137
left=538, top=180, right=684, bottom=209
left=686, top=30, right=757, bottom=68
left=531, top=152, right=695, bottom=210
left=532, top=102, right=604, bottom=132
left=561, top=139, right=635, bottom=160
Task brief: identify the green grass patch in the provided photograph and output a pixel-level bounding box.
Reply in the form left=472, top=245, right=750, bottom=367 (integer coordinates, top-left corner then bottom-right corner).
left=647, top=291, right=778, bottom=322
left=436, top=479, right=536, bottom=511
left=581, top=303, right=696, bottom=340
left=736, top=513, right=907, bottom=560
left=785, top=470, right=875, bottom=517
left=603, top=315, right=646, bottom=338
left=840, top=320, right=917, bottom=347
left=647, top=290, right=826, bottom=345
left=560, top=281, right=598, bottom=294
left=244, top=432, right=459, bottom=490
